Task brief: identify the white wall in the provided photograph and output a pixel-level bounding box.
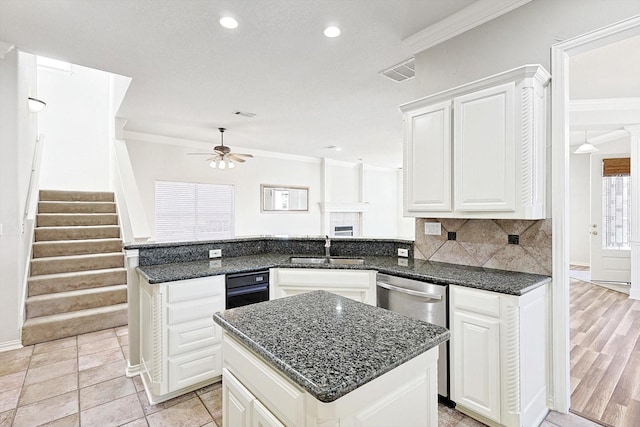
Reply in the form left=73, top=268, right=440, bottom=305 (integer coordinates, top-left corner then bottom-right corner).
left=38, top=61, right=111, bottom=191
left=414, top=0, right=640, bottom=98
left=0, top=48, right=38, bottom=348
left=124, top=134, right=411, bottom=241
left=125, top=137, right=324, bottom=239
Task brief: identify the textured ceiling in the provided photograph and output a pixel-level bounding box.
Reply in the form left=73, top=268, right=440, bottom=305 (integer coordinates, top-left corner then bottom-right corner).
left=0, top=0, right=477, bottom=167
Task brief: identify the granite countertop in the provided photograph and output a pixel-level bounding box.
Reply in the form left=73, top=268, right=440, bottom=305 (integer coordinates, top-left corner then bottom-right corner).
left=212, top=290, right=450, bottom=403
left=137, top=253, right=550, bottom=295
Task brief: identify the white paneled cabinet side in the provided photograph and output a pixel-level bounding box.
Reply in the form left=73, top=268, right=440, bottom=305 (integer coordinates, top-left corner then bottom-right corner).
left=400, top=64, right=550, bottom=219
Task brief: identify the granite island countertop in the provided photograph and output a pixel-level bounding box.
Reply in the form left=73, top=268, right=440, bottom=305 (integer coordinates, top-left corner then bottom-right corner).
left=137, top=253, right=551, bottom=295
left=212, top=290, right=450, bottom=403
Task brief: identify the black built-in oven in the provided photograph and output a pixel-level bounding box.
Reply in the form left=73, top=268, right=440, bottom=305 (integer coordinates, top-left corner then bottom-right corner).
left=225, top=270, right=270, bottom=309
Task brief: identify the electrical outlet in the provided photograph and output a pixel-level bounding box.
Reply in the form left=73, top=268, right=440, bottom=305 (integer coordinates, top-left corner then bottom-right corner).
left=424, top=222, right=442, bottom=235
left=209, top=249, right=222, bottom=258
left=397, top=248, right=409, bottom=257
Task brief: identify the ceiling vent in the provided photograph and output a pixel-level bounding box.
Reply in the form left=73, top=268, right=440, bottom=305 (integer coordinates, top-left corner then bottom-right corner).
left=380, top=57, right=415, bottom=82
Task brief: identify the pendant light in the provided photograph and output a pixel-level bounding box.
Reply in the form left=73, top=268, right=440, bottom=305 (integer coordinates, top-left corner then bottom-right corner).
left=574, top=131, right=599, bottom=154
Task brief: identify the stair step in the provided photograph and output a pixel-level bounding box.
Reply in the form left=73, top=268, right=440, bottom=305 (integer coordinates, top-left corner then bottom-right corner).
left=26, top=285, right=128, bottom=318
left=35, top=225, right=120, bottom=241
left=22, top=303, right=128, bottom=346
left=38, top=201, right=116, bottom=214
left=39, top=190, right=114, bottom=202
left=33, top=238, right=123, bottom=258
left=37, top=213, right=119, bottom=227
left=28, top=268, right=127, bottom=296
left=31, top=252, right=124, bottom=276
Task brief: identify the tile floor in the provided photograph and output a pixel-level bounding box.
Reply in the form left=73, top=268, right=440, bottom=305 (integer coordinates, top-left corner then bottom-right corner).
left=0, top=327, right=602, bottom=427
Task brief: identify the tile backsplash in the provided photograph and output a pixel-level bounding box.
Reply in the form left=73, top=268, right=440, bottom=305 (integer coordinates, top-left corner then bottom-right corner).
left=414, top=218, right=551, bottom=275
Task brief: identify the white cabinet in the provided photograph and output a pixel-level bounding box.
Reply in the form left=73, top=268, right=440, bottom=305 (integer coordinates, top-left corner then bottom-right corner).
left=400, top=65, right=550, bottom=219
left=270, top=268, right=377, bottom=305
left=450, top=284, right=548, bottom=427
left=222, top=369, right=285, bottom=427
left=404, top=100, right=452, bottom=212
left=222, top=332, right=439, bottom=427
left=139, top=274, right=225, bottom=404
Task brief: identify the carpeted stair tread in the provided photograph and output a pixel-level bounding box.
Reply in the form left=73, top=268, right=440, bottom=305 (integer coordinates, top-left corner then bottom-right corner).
left=26, top=284, right=127, bottom=318
left=30, top=252, right=124, bottom=276
left=39, top=190, right=114, bottom=202
left=33, top=238, right=123, bottom=258
left=35, top=225, right=120, bottom=241
left=22, top=303, right=128, bottom=345
left=38, top=201, right=116, bottom=214
left=37, top=213, right=118, bottom=227
left=28, top=267, right=127, bottom=296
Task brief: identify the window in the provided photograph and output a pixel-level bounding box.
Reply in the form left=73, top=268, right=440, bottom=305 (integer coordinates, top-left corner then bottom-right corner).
left=155, top=181, right=234, bottom=242
left=601, top=158, right=631, bottom=250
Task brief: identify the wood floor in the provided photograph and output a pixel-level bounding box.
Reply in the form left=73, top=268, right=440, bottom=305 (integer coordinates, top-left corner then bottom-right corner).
left=570, top=267, right=640, bottom=426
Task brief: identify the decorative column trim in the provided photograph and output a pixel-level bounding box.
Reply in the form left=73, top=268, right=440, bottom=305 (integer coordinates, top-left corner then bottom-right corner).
left=125, top=249, right=141, bottom=377
left=625, top=125, right=640, bottom=299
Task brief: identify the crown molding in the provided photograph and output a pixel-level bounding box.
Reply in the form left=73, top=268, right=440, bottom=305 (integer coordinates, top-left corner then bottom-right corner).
left=122, top=130, right=322, bottom=164
left=0, top=41, right=15, bottom=59
left=402, top=0, right=533, bottom=54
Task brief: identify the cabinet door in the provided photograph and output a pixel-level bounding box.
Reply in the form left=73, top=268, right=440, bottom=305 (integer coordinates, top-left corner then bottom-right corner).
left=403, top=101, right=452, bottom=213
left=253, top=400, right=285, bottom=427
left=223, top=368, right=254, bottom=427
left=452, top=310, right=501, bottom=423
left=454, top=82, right=515, bottom=212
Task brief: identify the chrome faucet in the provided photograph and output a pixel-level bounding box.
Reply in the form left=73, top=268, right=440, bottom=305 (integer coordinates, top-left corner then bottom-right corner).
left=325, top=235, right=331, bottom=257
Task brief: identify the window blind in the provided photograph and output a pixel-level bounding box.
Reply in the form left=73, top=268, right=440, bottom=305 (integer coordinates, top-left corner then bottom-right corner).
left=602, top=158, right=630, bottom=177
left=155, top=181, right=234, bottom=242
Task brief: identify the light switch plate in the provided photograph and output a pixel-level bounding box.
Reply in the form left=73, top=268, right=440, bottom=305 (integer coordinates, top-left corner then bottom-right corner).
left=424, top=222, right=442, bottom=235
left=209, top=249, right=222, bottom=258
left=397, top=248, right=409, bottom=257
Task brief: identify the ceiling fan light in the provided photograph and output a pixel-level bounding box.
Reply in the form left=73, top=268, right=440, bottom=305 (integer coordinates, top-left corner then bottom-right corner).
left=228, top=160, right=235, bottom=169
left=209, top=160, right=217, bottom=168
left=219, top=159, right=226, bottom=169
left=574, top=142, right=599, bottom=154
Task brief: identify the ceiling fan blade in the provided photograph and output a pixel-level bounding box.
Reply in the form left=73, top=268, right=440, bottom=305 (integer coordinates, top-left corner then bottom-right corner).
left=231, top=153, right=254, bottom=158
left=214, top=149, right=226, bottom=155
left=228, top=154, right=246, bottom=162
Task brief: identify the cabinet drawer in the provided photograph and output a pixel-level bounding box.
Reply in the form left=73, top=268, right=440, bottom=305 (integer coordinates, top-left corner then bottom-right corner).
left=167, top=295, right=224, bottom=325
left=224, top=335, right=304, bottom=427
left=451, top=285, right=500, bottom=318
left=276, top=268, right=372, bottom=288
left=167, top=276, right=224, bottom=303
left=168, top=318, right=221, bottom=357
left=168, top=345, right=222, bottom=392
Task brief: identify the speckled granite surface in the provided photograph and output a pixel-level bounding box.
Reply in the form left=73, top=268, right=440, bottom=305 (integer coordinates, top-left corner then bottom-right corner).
left=213, top=290, right=450, bottom=402
left=137, top=254, right=550, bottom=295
left=124, top=236, right=414, bottom=266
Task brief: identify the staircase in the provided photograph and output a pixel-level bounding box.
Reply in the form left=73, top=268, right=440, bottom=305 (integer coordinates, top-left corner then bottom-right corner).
left=22, top=190, right=128, bottom=345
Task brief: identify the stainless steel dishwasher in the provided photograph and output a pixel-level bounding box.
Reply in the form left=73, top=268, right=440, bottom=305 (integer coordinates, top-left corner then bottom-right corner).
left=376, top=273, right=450, bottom=400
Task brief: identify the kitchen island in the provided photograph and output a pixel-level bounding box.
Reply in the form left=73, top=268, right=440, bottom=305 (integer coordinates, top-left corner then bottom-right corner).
left=213, top=290, right=450, bottom=427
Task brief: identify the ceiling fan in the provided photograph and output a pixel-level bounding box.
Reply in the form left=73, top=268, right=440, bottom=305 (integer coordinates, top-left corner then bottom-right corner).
left=188, top=127, right=253, bottom=169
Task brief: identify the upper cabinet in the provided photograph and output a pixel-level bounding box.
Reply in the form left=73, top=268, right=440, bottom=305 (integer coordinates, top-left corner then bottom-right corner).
left=400, top=65, right=550, bottom=219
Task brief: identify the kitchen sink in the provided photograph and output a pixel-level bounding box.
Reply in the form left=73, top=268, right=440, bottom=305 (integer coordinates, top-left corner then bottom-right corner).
left=289, top=256, right=365, bottom=265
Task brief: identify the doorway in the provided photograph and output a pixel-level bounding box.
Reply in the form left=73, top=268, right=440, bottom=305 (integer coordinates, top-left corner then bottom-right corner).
left=551, top=14, right=640, bottom=417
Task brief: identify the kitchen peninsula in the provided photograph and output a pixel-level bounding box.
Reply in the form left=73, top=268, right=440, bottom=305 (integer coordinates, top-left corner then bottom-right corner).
left=213, top=290, right=450, bottom=427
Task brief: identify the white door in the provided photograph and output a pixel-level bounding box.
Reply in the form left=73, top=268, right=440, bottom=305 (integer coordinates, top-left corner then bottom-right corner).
left=252, top=400, right=285, bottom=427
left=223, top=369, right=254, bottom=427
left=590, top=154, right=631, bottom=283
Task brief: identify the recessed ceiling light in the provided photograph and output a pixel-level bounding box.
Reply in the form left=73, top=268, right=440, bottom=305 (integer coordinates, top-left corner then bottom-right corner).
left=324, top=26, right=341, bottom=38
left=220, top=16, right=238, bottom=29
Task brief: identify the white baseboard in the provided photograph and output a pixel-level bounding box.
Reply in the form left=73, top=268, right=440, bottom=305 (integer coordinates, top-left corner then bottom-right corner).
left=0, top=340, right=23, bottom=353
left=126, top=364, right=142, bottom=377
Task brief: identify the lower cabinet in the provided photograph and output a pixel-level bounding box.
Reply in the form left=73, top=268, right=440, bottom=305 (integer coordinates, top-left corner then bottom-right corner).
left=270, top=268, right=377, bottom=305
left=450, top=284, right=548, bottom=427
left=139, top=274, right=225, bottom=404
left=222, top=332, right=439, bottom=427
